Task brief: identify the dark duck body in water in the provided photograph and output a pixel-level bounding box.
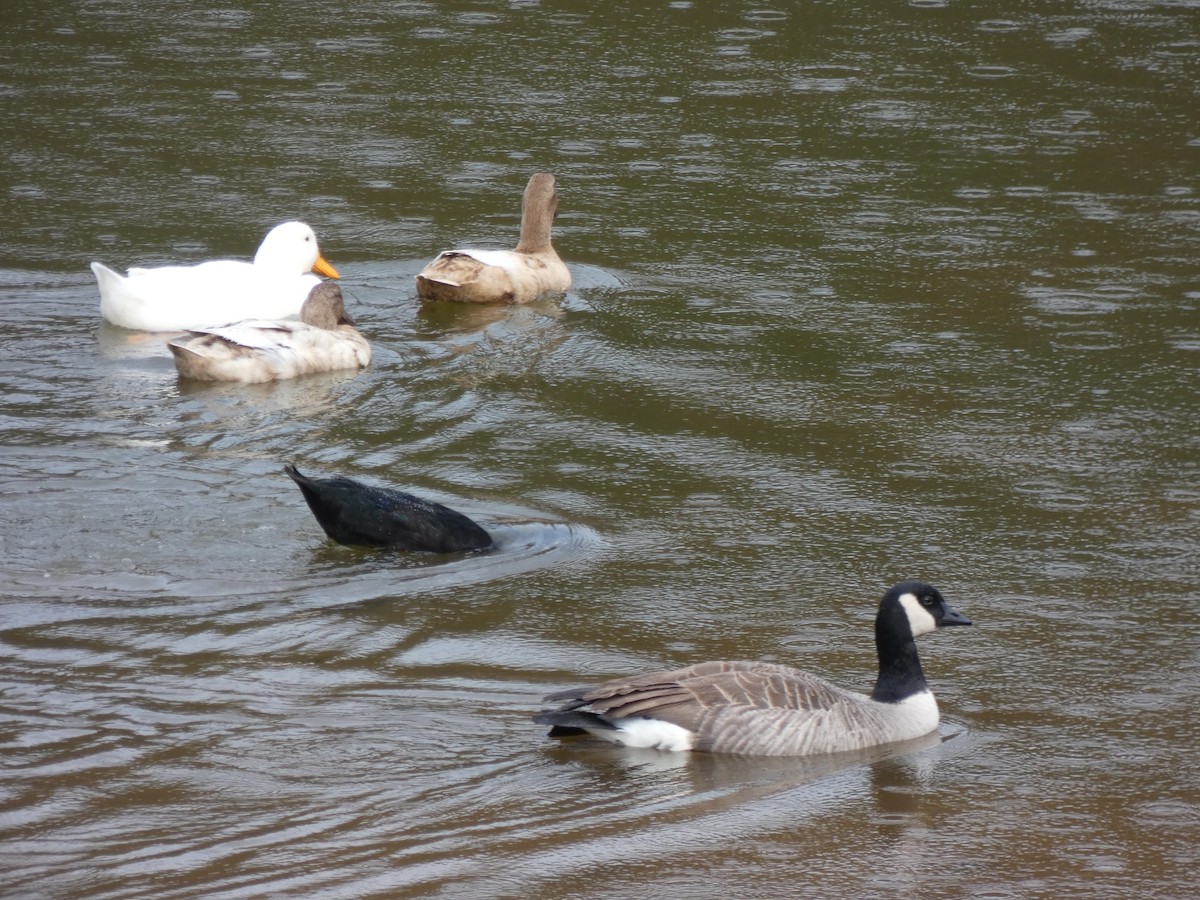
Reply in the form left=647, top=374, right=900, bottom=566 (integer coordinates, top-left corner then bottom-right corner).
left=284, top=464, right=494, bottom=553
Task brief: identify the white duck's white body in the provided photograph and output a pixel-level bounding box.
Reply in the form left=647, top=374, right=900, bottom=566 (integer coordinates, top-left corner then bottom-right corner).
left=93, top=221, right=339, bottom=332
left=167, top=283, right=369, bottom=383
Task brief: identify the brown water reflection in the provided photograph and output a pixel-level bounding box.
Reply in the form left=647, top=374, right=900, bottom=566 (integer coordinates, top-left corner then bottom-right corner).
left=2, top=1, right=1198, bottom=897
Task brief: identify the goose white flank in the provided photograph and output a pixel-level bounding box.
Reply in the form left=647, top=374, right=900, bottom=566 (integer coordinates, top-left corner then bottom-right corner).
left=92, top=220, right=339, bottom=332
left=535, top=581, right=971, bottom=756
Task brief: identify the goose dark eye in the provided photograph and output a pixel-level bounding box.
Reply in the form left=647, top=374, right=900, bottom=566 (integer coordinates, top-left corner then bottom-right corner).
left=921, top=595, right=936, bottom=608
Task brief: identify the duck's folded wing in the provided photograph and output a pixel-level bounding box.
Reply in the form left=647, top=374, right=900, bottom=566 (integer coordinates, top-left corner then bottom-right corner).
left=556, top=662, right=870, bottom=754
left=420, top=251, right=488, bottom=285
left=554, top=661, right=849, bottom=728
left=183, top=321, right=300, bottom=351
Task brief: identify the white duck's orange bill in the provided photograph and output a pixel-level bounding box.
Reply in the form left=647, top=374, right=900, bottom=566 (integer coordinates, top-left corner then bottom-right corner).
left=312, top=255, right=340, bottom=279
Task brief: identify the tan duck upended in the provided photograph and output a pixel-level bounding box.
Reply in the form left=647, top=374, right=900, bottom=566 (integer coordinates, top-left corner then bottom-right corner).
left=415, top=173, right=571, bottom=304
left=167, top=283, right=370, bottom=383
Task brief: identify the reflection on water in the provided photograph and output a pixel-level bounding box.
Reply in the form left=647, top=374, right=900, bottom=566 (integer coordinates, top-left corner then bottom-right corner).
left=1, top=0, right=1198, bottom=897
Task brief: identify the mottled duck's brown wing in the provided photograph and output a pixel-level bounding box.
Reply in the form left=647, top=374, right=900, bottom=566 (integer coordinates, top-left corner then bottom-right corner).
left=418, top=251, right=487, bottom=287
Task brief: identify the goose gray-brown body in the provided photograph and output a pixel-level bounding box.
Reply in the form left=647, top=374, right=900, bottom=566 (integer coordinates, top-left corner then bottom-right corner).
left=167, top=283, right=369, bottom=383
left=534, top=581, right=971, bottom=756
left=415, top=173, right=570, bottom=304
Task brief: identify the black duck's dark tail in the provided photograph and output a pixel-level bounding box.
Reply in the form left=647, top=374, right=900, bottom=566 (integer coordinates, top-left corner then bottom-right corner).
left=283, top=462, right=494, bottom=553
left=533, top=709, right=618, bottom=735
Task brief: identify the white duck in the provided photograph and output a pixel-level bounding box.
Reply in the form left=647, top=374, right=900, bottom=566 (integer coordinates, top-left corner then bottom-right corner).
left=167, top=283, right=370, bottom=383
left=92, top=221, right=340, bottom=332
left=415, top=173, right=570, bottom=304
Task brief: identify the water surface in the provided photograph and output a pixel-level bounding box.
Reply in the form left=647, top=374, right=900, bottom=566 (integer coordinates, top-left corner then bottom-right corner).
left=1, top=1, right=1198, bottom=897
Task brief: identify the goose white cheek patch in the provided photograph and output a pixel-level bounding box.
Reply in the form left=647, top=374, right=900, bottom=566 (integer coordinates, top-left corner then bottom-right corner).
left=898, top=592, right=939, bottom=636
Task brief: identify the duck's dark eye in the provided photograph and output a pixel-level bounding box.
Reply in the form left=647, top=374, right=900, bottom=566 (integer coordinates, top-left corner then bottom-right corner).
left=921, top=595, right=936, bottom=607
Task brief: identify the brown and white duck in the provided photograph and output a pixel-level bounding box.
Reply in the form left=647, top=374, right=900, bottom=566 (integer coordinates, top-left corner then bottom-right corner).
left=415, top=173, right=570, bottom=304
left=167, top=283, right=370, bottom=383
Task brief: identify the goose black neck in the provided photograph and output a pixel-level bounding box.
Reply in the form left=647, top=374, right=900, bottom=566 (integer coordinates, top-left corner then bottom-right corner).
left=870, top=599, right=929, bottom=703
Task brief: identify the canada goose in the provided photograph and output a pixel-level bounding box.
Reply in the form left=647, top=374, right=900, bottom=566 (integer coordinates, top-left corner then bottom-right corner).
left=534, top=581, right=971, bottom=756
left=284, top=464, right=494, bottom=553
left=167, top=283, right=370, bottom=383
left=415, top=173, right=570, bottom=304
left=93, top=221, right=340, bottom=332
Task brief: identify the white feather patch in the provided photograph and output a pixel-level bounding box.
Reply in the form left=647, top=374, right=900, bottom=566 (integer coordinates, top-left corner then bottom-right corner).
left=582, top=717, right=695, bottom=752
left=898, top=591, right=939, bottom=636
left=890, top=689, right=940, bottom=737
left=456, top=249, right=524, bottom=278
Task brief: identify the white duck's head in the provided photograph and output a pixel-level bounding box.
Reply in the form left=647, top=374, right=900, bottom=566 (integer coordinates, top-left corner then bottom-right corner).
left=254, top=221, right=339, bottom=279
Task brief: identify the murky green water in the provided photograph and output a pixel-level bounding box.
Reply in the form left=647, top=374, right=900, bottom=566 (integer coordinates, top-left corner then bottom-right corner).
left=1, top=1, right=1197, bottom=897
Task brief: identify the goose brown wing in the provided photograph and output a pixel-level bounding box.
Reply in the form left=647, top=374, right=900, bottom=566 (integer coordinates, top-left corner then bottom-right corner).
left=550, top=660, right=849, bottom=735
